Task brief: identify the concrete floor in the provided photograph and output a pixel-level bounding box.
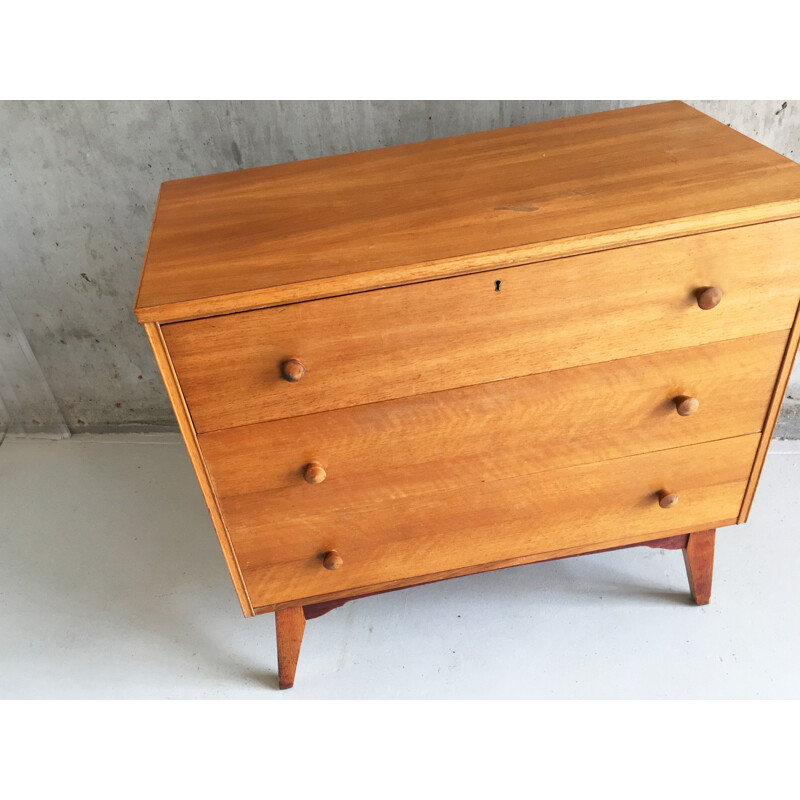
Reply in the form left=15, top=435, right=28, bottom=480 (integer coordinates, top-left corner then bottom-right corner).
left=1, top=434, right=798, bottom=699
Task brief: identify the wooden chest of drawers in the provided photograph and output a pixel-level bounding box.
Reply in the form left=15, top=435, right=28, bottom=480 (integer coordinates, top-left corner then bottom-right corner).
left=134, top=101, right=800, bottom=689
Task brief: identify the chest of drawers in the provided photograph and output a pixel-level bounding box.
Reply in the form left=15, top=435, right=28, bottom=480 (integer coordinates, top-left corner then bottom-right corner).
left=134, top=101, right=800, bottom=689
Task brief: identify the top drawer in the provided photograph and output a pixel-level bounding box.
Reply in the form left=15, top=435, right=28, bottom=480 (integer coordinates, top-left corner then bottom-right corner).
left=163, top=218, right=800, bottom=433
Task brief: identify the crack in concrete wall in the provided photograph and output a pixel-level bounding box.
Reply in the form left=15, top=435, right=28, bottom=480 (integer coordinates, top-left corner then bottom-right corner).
left=0, top=286, right=69, bottom=437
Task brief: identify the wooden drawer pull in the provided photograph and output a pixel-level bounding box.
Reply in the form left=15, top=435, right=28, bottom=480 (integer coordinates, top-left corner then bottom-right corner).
left=674, top=395, right=700, bottom=416
left=303, top=461, right=327, bottom=484
left=281, top=358, right=307, bottom=382
left=696, top=286, right=722, bottom=310
left=322, top=550, right=343, bottom=570
left=658, top=490, right=679, bottom=509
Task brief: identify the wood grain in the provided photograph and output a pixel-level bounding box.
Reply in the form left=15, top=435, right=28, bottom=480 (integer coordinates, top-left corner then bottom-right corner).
left=275, top=606, right=305, bottom=690
left=739, top=300, right=800, bottom=522
left=144, top=322, right=254, bottom=617
left=135, top=204, right=800, bottom=325
left=199, top=332, right=787, bottom=512
left=164, top=218, right=800, bottom=432
left=227, top=434, right=759, bottom=609
left=683, top=529, right=716, bottom=605
left=300, top=534, right=693, bottom=620
left=134, top=101, right=800, bottom=323
left=264, top=526, right=735, bottom=615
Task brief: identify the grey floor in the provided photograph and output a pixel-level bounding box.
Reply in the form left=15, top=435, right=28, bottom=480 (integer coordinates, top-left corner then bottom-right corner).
left=1, top=433, right=798, bottom=699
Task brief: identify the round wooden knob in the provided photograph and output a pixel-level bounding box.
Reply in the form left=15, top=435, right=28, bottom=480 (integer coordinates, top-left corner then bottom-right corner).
left=696, top=286, right=722, bottom=310
left=322, top=550, right=343, bottom=570
left=658, top=490, right=679, bottom=509
left=674, top=395, right=699, bottom=416
left=303, top=461, right=326, bottom=484
left=281, top=358, right=306, bottom=382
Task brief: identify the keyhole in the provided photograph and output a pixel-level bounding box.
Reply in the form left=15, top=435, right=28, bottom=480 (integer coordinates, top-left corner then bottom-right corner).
left=495, top=280, right=502, bottom=292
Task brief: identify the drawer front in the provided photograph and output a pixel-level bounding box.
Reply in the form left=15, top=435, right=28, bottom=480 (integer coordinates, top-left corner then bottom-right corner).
left=163, top=218, right=800, bottom=433
left=227, top=434, right=759, bottom=609
left=200, top=332, right=786, bottom=508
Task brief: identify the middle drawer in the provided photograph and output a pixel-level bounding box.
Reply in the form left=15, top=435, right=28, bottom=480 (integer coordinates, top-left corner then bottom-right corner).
left=199, top=331, right=786, bottom=511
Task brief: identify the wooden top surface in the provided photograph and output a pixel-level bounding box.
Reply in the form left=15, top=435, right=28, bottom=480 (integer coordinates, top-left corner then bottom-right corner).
left=135, top=101, right=800, bottom=323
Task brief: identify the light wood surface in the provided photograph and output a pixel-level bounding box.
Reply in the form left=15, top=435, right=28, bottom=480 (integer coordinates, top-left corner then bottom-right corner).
left=144, top=322, right=253, bottom=617
left=266, top=527, right=732, bottom=615
left=275, top=606, right=305, bottom=689
left=300, top=533, right=692, bottom=620
left=164, top=218, right=800, bottom=432
left=739, top=299, right=800, bottom=522
left=683, top=529, right=716, bottom=605
left=134, top=102, right=800, bottom=324
left=198, top=332, right=786, bottom=509
left=227, top=434, right=758, bottom=608
left=136, top=203, right=800, bottom=325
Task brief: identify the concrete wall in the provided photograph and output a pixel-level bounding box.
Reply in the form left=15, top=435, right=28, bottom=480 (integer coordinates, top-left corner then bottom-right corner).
left=1, top=100, right=798, bottom=436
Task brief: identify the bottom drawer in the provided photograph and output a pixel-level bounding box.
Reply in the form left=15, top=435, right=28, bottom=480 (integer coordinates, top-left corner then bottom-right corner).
left=230, top=434, right=759, bottom=609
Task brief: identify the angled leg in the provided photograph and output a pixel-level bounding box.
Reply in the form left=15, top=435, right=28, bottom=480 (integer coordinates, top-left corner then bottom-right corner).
left=275, top=606, right=306, bottom=689
left=682, top=529, right=716, bottom=605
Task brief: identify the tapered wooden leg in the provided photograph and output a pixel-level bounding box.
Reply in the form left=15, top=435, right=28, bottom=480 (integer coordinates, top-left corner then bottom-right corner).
left=682, top=529, right=716, bottom=605
left=276, top=606, right=306, bottom=689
